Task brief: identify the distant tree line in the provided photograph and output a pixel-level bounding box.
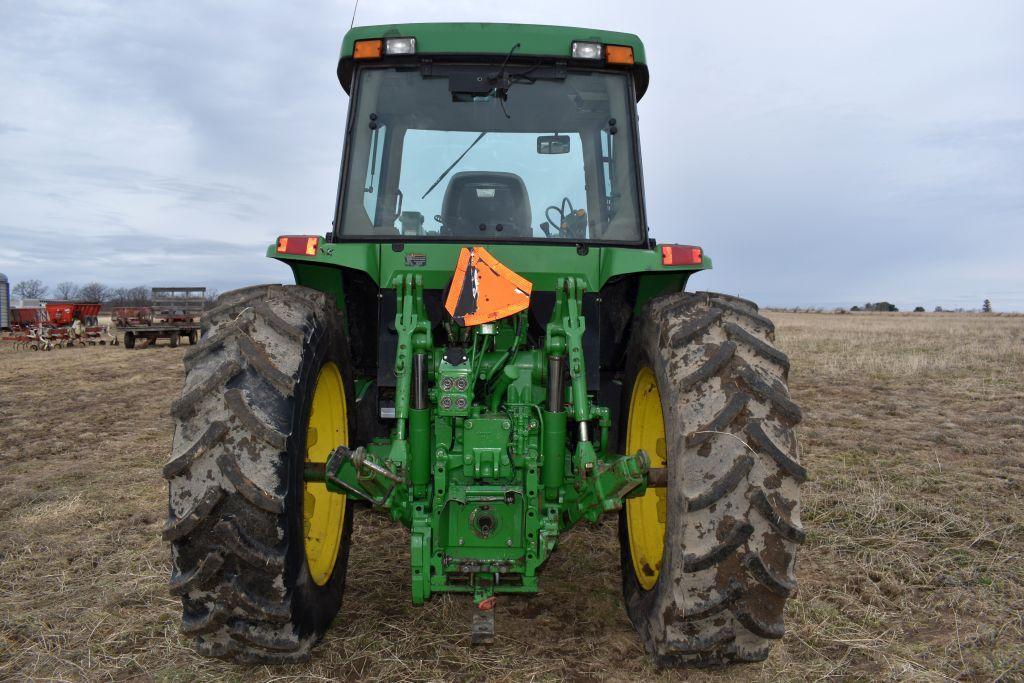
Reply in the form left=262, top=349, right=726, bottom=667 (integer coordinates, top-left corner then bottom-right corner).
left=10, top=280, right=218, bottom=309
left=850, top=302, right=898, bottom=312
left=847, top=299, right=995, bottom=313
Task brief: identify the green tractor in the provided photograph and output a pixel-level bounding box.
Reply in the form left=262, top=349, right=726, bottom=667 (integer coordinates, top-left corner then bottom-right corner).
left=164, top=22, right=804, bottom=667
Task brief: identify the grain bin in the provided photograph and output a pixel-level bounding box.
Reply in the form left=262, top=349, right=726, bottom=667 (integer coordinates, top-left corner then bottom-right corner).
left=0, top=272, right=10, bottom=329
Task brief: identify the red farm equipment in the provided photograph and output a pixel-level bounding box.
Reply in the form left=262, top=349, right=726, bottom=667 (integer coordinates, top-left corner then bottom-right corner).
left=1, top=304, right=52, bottom=350
left=44, top=302, right=115, bottom=347
left=0, top=301, right=116, bottom=351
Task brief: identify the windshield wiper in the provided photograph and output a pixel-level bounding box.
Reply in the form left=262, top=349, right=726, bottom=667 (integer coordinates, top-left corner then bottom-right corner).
left=420, top=131, right=487, bottom=199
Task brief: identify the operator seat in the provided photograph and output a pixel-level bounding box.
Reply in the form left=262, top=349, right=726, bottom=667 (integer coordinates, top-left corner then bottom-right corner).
left=440, top=172, right=532, bottom=238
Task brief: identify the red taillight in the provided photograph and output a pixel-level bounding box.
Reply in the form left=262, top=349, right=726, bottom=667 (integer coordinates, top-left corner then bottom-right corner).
left=276, top=235, right=319, bottom=256
left=661, top=245, right=703, bottom=266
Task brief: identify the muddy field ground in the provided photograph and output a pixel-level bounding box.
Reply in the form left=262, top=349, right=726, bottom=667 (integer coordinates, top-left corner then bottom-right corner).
left=1, top=312, right=1022, bottom=681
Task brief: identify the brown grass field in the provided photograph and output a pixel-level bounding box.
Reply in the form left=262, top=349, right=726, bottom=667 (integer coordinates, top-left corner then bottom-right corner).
left=1, top=312, right=1022, bottom=681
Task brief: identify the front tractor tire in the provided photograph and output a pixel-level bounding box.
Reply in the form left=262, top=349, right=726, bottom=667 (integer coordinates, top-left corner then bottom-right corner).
left=619, top=292, right=805, bottom=667
left=163, top=285, right=355, bottom=663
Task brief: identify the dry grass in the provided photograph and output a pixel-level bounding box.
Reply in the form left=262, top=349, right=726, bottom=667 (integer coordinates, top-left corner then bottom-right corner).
left=1, top=313, right=1022, bottom=681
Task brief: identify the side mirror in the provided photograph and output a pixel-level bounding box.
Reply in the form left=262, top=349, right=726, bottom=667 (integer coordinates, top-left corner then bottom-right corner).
left=537, top=134, right=570, bottom=154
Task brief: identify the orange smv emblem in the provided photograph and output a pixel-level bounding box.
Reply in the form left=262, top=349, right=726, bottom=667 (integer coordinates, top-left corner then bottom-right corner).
left=444, top=247, right=533, bottom=327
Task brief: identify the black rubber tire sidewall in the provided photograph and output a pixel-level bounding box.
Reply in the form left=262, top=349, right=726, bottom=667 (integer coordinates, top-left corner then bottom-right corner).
left=282, top=310, right=355, bottom=641
left=617, top=322, right=678, bottom=631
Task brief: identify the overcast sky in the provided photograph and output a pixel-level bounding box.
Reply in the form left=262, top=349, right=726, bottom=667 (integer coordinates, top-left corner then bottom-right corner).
left=2, top=1, right=1021, bottom=310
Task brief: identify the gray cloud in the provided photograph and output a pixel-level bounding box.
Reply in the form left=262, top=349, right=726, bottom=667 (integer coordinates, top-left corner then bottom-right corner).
left=0, top=122, right=28, bottom=135
left=1, top=0, right=1021, bottom=311
left=0, top=224, right=285, bottom=294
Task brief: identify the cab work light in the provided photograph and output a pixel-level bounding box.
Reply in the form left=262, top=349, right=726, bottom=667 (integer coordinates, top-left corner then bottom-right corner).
left=277, top=235, right=319, bottom=256
left=661, top=245, right=703, bottom=266
left=571, top=41, right=603, bottom=60
left=384, top=37, right=416, bottom=55
left=353, top=39, right=383, bottom=59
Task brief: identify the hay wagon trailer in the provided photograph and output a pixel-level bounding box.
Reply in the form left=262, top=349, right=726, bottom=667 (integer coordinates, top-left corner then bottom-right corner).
left=116, top=287, right=205, bottom=349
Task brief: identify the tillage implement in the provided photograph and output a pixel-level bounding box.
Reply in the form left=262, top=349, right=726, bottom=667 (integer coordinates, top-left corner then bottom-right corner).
left=164, top=22, right=805, bottom=667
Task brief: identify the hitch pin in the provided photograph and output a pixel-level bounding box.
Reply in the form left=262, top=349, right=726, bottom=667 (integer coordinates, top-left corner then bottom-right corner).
left=328, top=445, right=403, bottom=483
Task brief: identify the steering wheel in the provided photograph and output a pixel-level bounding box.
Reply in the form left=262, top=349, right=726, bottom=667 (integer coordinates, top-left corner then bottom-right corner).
left=544, top=197, right=574, bottom=237
left=543, top=197, right=587, bottom=238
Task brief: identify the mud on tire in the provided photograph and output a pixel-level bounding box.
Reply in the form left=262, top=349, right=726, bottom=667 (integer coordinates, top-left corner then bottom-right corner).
left=163, top=284, right=355, bottom=663
left=619, top=291, right=805, bottom=666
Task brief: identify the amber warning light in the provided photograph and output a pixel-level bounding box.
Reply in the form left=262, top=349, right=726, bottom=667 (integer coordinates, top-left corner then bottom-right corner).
left=276, top=235, right=319, bottom=256
left=661, top=245, right=703, bottom=266
left=353, top=39, right=383, bottom=59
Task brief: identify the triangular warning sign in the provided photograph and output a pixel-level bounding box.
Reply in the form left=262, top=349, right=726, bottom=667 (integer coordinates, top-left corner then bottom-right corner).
left=444, top=247, right=533, bottom=327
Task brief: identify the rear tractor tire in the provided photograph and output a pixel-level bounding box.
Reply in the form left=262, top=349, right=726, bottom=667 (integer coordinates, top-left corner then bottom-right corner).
left=164, top=284, right=356, bottom=662
left=619, top=291, right=805, bottom=667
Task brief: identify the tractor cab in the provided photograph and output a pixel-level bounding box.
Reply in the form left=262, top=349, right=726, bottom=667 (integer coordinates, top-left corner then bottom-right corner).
left=333, top=25, right=650, bottom=245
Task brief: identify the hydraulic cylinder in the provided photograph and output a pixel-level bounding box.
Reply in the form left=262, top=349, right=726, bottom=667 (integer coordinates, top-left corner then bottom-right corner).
left=410, top=353, right=430, bottom=496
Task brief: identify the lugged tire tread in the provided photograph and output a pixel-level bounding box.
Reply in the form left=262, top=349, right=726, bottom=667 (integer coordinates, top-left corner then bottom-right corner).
left=252, top=300, right=307, bottom=343
left=686, top=392, right=751, bottom=448
left=181, top=602, right=231, bottom=635
left=162, top=487, right=225, bottom=542
left=163, top=421, right=229, bottom=478
left=620, top=290, right=803, bottom=667
left=666, top=626, right=735, bottom=655
left=197, top=638, right=310, bottom=664
left=205, top=285, right=325, bottom=330
left=686, top=455, right=754, bottom=511
left=169, top=552, right=225, bottom=596
left=750, top=489, right=806, bottom=542
left=215, top=517, right=286, bottom=570
left=217, top=452, right=285, bottom=514
left=170, top=360, right=242, bottom=420
left=183, top=316, right=248, bottom=366
left=224, top=389, right=287, bottom=451
left=236, top=333, right=297, bottom=397
left=668, top=308, right=723, bottom=347
left=729, top=642, right=771, bottom=663
left=166, top=284, right=352, bottom=664
left=682, top=522, right=753, bottom=572
left=705, top=296, right=776, bottom=334
left=737, top=366, right=803, bottom=424
left=701, top=292, right=760, bottom=312
left=678, top=341, right=736, bottom=392
left=228, top=620, right=304, bottom=652
left=745, top=553, right=798, bottom=598
left=203, top=287, right=281, bottom=323
left=723, top=321, right=790, bottom=373
left=671, top=579, right=742, bottom=622
left=732, top=604, right=786, bottom=640
left=220, top=574, right=291, bottom=623
left=746, top=420, right=808, bottom=483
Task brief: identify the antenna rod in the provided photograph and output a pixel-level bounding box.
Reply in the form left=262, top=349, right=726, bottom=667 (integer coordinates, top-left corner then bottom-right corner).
left=350, top=0, right=359, bottom=29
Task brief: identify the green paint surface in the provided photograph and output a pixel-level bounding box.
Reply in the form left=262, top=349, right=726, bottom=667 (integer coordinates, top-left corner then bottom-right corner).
left=271, top=241, right=710, bottom=294
left=341, top=22, right=647, bottom=64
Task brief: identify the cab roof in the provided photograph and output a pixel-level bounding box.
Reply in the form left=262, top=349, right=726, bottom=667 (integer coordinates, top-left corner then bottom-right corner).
left=339, top=22, right=649, bottom=99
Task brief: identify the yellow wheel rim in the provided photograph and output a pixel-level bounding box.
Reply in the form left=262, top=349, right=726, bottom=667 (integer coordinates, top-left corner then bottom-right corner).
left=625, top=366, right=667, bottom=590
left=303, top=361, right=348, bottom=586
